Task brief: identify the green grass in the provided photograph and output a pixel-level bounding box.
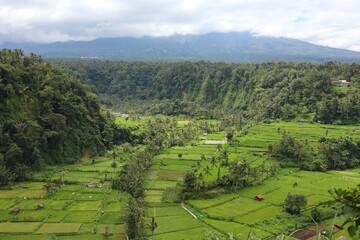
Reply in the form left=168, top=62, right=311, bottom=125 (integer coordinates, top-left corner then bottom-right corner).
left=239, top=122, right=360, bottom=152
left=201, top=196, right=267, bottom=219
left=151, top=215, right=203, bottom=235
left=155, top=170, right=185, bottom=181
left=15, top=199, right=53, bottom=210
left=104, top=202, right=123, bottom=212
left=49, top=191, right=77, bottom=200
left=153, top=226, right=205, bottom=240
left=55, top=235, right=104, bottom=240
left=0, top=143, right=131, bottom=239
left=76, top=193, right=105, bottom=201
left=0, top=235, right=53, bottom=240
left=0, top=189, right=46, bottom=199
left=2, top=120, right=357, bottom=239
left=146, top=205, right=187, bottom=217
left=145, top=190, right=163, bottom=203
left=63, top=211, right=99, bottom=223
left=11, top=210, right=50, bottom=222
left=60, top=185, right=83, bottom=191
left=45, top=211, right=69, bottom=222
left=188, top=193, right=239, bottom=209
left=51, top=171, right=104, bottom=183
left=203, top=218, right=272, bottom=239
left=97, top=224, right=125, bottom=234
left=36, top=223, right=82, bottom=233
left=146, top=180, right=178, bottom=190
left=206, top=132, right=226, bottom=140
left=0, top=199, right=17, bottom=210
left=68, top=201, right=102, bottom=211
left=161, top=187, right=182, bottom=203
left=105, top=192, right=129, bottom=202
left=145, top=195, right=163, bottom=203
left=108, top=235, right=126, bottom=240
left=234, top=205, right=281, bottom=224
left=0, top=210, right=15, bottom=222
left=0, top=222, right=41, bottom=233
left=99, top=212, right=124, bottom=224
left=47, top=200, right=71, bottom=210
left=164, top=121, right=360, bottom=238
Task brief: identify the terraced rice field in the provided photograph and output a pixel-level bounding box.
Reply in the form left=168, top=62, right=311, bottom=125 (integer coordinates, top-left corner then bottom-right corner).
left=146, top=121, right=360, bottom=239
left=0, top=150, right=128, bottom=239
left=145, top=128, right=223, bottom=239
left=187, top=122, right=360, bottom=237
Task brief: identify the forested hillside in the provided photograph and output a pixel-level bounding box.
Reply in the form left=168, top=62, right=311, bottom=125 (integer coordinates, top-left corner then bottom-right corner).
left=0, top=49, right=127, bottom=185
left=57, top=60, right=360, bottom=124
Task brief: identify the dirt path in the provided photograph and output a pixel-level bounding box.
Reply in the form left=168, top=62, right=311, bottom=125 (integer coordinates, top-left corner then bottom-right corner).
left=180, top=202, right=198, bottom=219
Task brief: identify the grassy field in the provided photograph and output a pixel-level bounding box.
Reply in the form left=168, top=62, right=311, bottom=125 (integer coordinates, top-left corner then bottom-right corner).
left=0, top=143, right=131, bottom=239
left=238, top=121, right=360, bottom=152
left=185, top=122, right=360, bottom=237
left=145, top=120, right=360, bottom=239
left=144, top=123, right=226, bottom=239
left=1, top=119, right=359, bottom=239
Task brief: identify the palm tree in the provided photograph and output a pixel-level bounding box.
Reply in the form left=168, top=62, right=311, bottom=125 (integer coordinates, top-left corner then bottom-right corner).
left=203, top=165, right=212, bottom=178
left=220, top=150, right=229, bottom=166
left=111, top=161, right=117, bottom=186
left=146, top=217, right=158, bottom=239
left=210, top=156, right=217, bottom=168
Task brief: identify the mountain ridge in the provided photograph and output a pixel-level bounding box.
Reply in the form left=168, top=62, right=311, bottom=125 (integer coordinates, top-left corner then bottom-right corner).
left=2, top=32, right=360, bottom=63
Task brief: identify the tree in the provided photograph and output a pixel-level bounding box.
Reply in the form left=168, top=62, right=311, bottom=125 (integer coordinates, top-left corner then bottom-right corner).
left=210, top=156, right=217, bottom=168
left=0, top=165, right=15, bottom=187
left=329, top=184, right=360, bottom=239
left=184, top=171, right=197, bottom=190
left=203, top=165, right=212, bottom=177
left=226, top=131, right=234, bottom=141
left=125, top=197, right=146, bottom=239
left=146, top=217, right=158, bottom=238
left=284, top=193, right=307, bottom=214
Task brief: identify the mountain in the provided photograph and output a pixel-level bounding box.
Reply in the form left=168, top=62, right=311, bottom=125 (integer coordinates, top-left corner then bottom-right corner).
left=2, top=32, right=360, bottom=63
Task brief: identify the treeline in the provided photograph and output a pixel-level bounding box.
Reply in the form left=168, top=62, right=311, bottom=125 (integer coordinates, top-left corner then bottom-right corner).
left=55, top=60, right=360, bottom=124
left=269, top=133, right=360, bottom=171
left=113, top=117, right=199, bottom=239
left=0, top=49, right=127, bottom=185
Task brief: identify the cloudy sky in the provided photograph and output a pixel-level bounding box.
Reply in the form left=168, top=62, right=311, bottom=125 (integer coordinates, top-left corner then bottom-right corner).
left=1, top=0, right=360, bottom=51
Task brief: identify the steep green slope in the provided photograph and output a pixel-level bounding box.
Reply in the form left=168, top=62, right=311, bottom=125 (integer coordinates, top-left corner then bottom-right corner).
left=0, top=49, right=125, bottom=184
left=57, top=60, right=360, bottom=124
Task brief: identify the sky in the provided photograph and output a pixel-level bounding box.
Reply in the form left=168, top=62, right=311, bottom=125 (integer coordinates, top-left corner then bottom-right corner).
left=1, top=0, right=360, bottom=51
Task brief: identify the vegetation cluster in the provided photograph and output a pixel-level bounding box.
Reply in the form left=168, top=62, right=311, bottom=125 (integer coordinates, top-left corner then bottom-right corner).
left=0, top=49, right=128, bottom=185
left=269, top=132, right=360, bottom=171
left=57, top=60, right=360, bottom=124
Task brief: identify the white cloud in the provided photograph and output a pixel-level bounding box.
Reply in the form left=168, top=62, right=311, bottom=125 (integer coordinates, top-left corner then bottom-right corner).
left=0, top=0, right=359, bottom=51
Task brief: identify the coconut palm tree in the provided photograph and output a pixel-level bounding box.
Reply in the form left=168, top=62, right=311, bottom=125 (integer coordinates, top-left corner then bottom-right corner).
left=203, top=165, right=212, bottom=178
left=146, top=217, right=158, bottom=239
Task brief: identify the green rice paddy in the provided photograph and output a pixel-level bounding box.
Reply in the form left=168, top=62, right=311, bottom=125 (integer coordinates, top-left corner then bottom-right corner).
left=1, top=120, right=359, bottom=239
left=145, top=121, right=360, bottom=239
left=0, top=148, right=128, bottom=239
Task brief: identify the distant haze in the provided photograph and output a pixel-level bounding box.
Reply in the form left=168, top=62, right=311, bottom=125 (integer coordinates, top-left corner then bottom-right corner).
left=4, top=32, right=360, bottom=63
left=0, top=0, right=360, bottom=51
